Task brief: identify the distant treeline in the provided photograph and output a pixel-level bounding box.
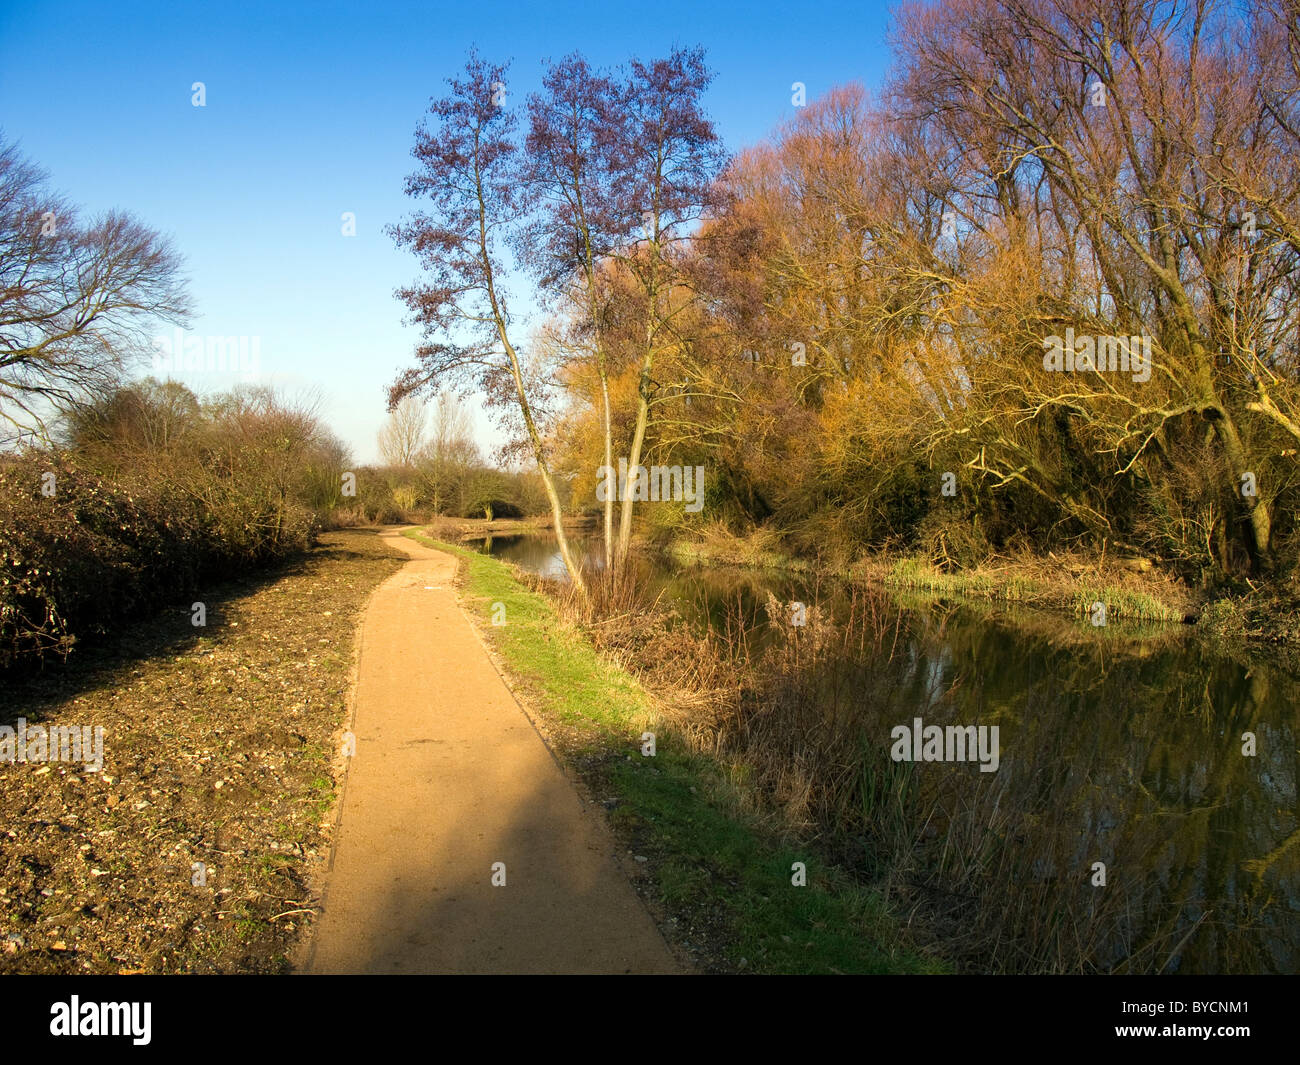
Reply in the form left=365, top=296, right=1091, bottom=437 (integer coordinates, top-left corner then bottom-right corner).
left=0, top=380, right=548, bottom=669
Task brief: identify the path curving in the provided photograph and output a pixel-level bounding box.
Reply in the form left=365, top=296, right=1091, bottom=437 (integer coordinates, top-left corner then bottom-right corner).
left=300, top=529, right=679, bottom=974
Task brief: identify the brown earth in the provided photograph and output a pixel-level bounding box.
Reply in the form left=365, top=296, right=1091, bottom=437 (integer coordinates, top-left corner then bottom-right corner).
left=0, top=529, right=404, bottom=973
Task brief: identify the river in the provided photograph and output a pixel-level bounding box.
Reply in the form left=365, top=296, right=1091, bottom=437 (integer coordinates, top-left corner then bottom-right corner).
left=470, top=531, right=1299, bottom=974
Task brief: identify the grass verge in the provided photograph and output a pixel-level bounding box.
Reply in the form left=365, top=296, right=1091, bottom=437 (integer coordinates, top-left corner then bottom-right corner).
left=667, top=526, right=1192, bottom=624
left=884, top=557, right=1186, bottom=622
left=405, top=528, right=944, bottom=974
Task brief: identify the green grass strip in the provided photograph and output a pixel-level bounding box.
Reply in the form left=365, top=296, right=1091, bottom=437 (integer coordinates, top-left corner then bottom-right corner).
left=405, top=528, right=944, bottom=974
left=886, top=558, right=1183, bottom=622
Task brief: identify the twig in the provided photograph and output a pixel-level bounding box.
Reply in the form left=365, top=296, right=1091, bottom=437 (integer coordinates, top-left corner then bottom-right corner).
left=270, top=907, right=317, bottom=921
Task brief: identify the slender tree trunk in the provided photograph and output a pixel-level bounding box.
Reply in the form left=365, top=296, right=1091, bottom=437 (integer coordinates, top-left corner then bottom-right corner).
left=581, top=257, right=614, bottom=570
left=617, top=235, right=659, bottom=567
left=599, top=367, right=614, bottom=570
left=570, top=169, right=615, bottom=574
left=473, top=146, right=588, bottom=599
left=617, top=358, right=652, bottom=566
left=498, top=327, right=588, bottom=597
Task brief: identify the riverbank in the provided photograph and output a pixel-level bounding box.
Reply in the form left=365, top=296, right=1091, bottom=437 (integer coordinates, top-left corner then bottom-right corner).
left=435, top=525, right=1300, bottom=972
left=442, top=518, right=1200, bottom=628
left=387, top=514, right=595, bottom=542
left=404, top=528, right=945, bottom=974
left=665, top=524, right=1300, bottom=631
left=671, top=524, right=1300, bottom=677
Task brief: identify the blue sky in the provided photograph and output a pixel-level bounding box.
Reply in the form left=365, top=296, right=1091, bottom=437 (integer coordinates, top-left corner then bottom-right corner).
left=0, top=0, right=896, bottom=463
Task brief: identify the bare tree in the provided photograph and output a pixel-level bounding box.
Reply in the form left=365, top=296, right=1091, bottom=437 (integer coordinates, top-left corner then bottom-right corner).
left=520, top=53, right=630, bottom=569
left=376, top=394, right=428, bottom=467
left=888, top=0, right=1300, bottom=568
left=0, top=137, right=191, bottom=443
left=387, top=52, right=589, bottom=596
left=611, top=48, right=725, bottom=564
left=416, top=390, right=479, bottom=514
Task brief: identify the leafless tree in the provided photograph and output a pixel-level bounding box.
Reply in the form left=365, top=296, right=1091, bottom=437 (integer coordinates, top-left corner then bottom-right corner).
left=377, top=395, right=428, bottom=467
left=0, top=137, right=191, bottom=444
left=387, top=53, right=590, bottom=594
left=416, top=391, right=479, bottom=514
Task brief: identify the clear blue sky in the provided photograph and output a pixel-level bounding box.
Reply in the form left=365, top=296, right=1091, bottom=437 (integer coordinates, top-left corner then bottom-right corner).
left=0, top=0, right=896, bottom=463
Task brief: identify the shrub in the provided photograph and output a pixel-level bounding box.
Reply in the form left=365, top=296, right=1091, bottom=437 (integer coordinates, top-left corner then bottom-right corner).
left=1, top=379, right=551, bottom=667
left=2, top=454, right=202, bottom=666
left=912, top=508, right=993, bottom=571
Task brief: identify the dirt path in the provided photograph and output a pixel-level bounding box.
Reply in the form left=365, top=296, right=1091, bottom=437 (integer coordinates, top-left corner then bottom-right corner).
left=300, top=530, right=679, bottom=973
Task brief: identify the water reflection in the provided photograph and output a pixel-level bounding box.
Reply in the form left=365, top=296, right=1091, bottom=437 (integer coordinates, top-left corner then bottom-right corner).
left=469, top=533, right=1300, bottom=973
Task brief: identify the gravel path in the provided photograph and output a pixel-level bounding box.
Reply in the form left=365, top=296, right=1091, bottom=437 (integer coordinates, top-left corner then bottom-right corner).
left=301, top=530, right=679, bottom=974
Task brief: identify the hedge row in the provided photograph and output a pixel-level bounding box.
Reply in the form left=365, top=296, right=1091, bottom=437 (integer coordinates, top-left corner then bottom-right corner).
left=0, top=451, right=317, bottom=670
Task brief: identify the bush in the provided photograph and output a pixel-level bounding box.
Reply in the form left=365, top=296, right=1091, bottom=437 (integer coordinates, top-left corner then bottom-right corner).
left=2, top=382, right=342, bottom=669
left=0, top=448, right=327, bottom=669
left=912, top=508, right=993, bottom=571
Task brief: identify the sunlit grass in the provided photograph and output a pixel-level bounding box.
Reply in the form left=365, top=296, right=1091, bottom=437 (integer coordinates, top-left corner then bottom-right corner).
left=405, top=528, right=944, bottom=974
left=886, top=558, right=1183, bottom=622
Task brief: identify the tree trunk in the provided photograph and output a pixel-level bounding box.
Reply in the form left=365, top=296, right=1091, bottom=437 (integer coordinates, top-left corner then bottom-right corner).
left=473, top=147, right=588, bottom=600
left=498, top=327, right=588, bottom=597
left=617, top=363, right=653, bottom=566
left=1209, top=404, right=1272, bottom=566
left=600, top=368, right=614, bottom=571
left=617, top=237, right=659, bottom=567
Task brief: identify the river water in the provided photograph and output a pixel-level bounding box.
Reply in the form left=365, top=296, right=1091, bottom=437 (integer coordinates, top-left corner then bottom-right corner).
left=470, top=532, right=1299, bottom=974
